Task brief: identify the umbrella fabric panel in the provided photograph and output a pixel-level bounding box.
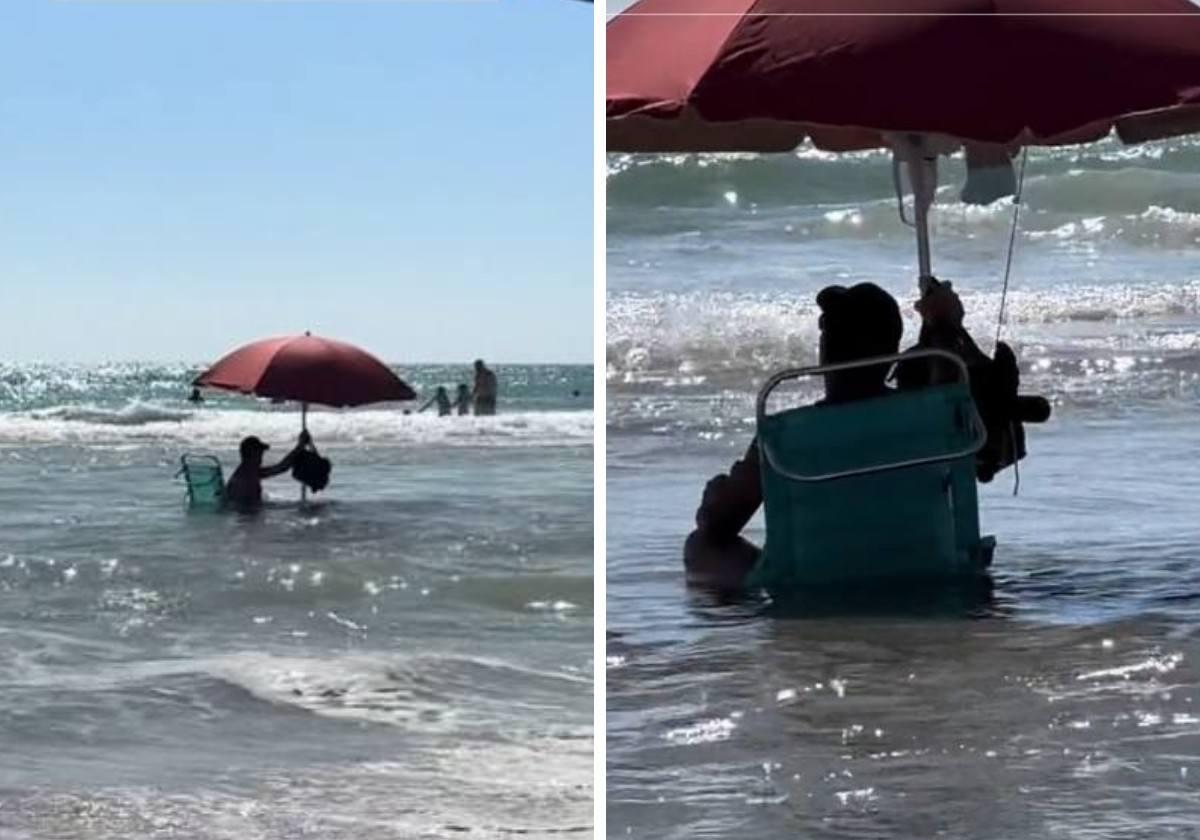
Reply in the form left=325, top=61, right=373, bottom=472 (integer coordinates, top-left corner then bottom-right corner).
left=255, top=335, right=413, bottom=407
left=608, top=0, right=1200, bottom=147
left=195, top=336, right=291, bottom=397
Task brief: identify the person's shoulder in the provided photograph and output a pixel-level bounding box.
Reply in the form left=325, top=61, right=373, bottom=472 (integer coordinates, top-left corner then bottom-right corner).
left=227, top=464, right=256, bottom=484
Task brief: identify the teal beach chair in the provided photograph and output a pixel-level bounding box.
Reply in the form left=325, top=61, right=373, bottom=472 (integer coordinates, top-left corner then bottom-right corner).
left=747, top=349, right=992, bottom=592
left=177, top=454, right=225, bottom=509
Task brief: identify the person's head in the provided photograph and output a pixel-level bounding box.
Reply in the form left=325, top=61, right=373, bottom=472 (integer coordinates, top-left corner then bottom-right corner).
left=815, top=283, right=903, bottom=400
left=436, top=386, right=448, bottom=397
left=239, top=435, right=270, bottom=465
left=457, top=383, right=469, bottom=395
left=474, top=359, right=485, bottom=373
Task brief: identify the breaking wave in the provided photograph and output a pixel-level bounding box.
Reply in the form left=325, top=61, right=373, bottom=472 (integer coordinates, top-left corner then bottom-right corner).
left=608, top=135, right=1200, bottom=216
left=31, top=401, right=194, bottom=426
left=607, top=283, right=1200, bottom=416
left=0, top=406, right=593, bottom=448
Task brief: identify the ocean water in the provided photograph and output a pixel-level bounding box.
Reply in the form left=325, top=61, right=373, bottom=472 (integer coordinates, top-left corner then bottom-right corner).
left=607, top=136, right=1200, bottom=837
left=0, top=362, right=593, bottom=839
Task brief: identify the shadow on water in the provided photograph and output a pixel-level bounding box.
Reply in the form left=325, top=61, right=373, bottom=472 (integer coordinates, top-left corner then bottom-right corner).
left=684, top=575, right=1009, bottom=622
left=679, top=531, right=1012, bottom=623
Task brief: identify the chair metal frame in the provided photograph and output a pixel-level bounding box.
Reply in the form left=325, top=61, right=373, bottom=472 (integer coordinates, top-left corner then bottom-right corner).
left=755, top=348, right=987, bottom=483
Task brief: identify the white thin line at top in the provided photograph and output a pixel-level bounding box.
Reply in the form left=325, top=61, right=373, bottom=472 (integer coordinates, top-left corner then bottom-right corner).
left=616, top=11, right=1200, bottom=16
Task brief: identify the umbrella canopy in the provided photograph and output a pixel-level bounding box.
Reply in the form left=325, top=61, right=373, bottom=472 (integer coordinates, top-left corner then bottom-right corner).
left=194, top=333, right=415, bottom=408
left=608, top=0, right=1200, bottom=152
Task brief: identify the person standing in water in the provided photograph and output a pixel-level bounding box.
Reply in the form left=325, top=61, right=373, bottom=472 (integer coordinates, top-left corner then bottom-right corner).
left=418, top=386, right=452, bottom=417
left=472, top=360, right=498, bottom=416
left=454, top=383, right=471, bottom=416
left=224, top=432, right=311, bottom=513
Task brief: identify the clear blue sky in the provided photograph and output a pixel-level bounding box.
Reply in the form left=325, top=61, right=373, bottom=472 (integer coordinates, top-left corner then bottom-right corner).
left=0, top=1, right=593, bottom=364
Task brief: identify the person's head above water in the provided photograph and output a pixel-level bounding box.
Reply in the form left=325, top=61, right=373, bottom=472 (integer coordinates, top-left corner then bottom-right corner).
left=815, top=282, right=903, bottom=401
left=239, top=435, right=270, bottom=464
left=816, top=282, right=903, bottom=362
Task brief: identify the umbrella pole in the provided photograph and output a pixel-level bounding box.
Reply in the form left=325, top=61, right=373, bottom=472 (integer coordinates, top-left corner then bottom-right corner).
left=892, top=134, right=939, bottom=294
left=300, top=402, right=308, bottom=504
left=908, top=154, right=936, bottom=293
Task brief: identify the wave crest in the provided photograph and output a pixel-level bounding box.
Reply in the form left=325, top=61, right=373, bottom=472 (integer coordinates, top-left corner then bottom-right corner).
left=32, top=400, right=193, bottom=426
left=607, top=283, right=1200, bottom=388
left=0, top=405, right=593, bottom=448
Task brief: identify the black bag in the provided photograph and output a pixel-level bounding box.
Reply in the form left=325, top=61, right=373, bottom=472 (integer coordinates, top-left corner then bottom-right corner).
left=895, top=332, right=1051, bottom=483
left=292, top=449, right=332, bottom=493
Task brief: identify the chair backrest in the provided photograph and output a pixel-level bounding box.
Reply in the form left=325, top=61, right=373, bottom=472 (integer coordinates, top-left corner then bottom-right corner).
left=748, top=352, right=988, bottom=590
left=178, top=454, right=225, bottom=508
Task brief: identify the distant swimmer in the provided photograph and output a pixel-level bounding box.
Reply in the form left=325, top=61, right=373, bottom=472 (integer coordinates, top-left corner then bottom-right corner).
left=188, top=387, right=204, bottom=404
left=418, top=386, right=452, bottom=417
left=224, top=432, right=311, bottom=513
left=454, top=383, right=471, bottom=416
left=473, top=359, right=497, bottom=416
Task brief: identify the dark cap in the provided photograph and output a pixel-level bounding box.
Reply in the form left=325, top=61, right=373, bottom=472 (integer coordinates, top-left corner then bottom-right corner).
left=239, top=436, right=270, bottom=459
left=816, top=282, right=903, bottom=355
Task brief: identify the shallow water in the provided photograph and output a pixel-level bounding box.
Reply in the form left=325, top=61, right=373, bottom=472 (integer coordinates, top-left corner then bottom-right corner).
left=0, top=364, right=593, bottom=839
left=607, top=137, right=1200, bottom=837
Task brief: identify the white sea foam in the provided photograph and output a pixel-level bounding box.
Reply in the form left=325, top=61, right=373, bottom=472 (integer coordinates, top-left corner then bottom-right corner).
left=526, top=600, right=579, bottom=613
left=6, top=649, right=587, bottom=733
left=1077, top=652, right=1184, bottom=682
left=31, top=400, right=193, bottom=425
left=664, top=717, right=737, bottom=745
left=0, top=734, right=592, bottom=839
left=835, top=787, right=877, bottom=806
left=607, top=281, right=1200, bottom=396
left=0, top=406, right=592, bottom=448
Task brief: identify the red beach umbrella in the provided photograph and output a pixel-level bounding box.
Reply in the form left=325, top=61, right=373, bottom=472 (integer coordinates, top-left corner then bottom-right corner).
left=608, top=0, right=1200, bottom=151
left=194, top=333, right=415, bottom=416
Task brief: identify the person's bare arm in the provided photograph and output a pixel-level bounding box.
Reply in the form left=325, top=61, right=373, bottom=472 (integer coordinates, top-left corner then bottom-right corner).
left=259, top=432, right=311, bottom=479
left=260, top=456, right=295, bottom=479
left=695, top=439, right=762, bottom=540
